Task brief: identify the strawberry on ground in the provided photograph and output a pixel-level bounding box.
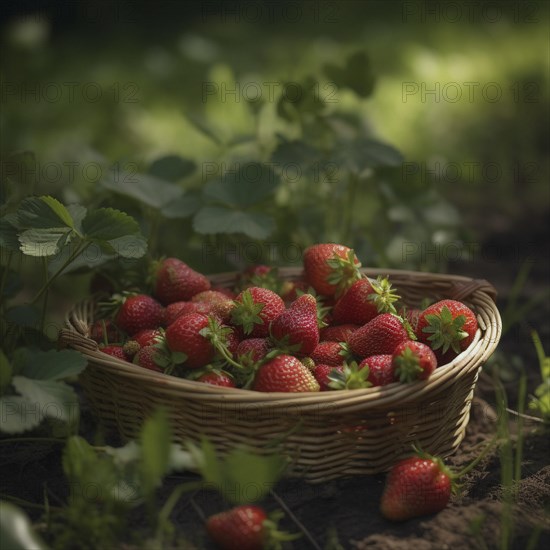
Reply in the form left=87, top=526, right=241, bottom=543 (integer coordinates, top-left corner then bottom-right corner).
left=231, top=287, right=285, bottom=338
left=332, top=276, right=400, bottom=325
left=348, top=313, right=410, bottom=358
left=310, top=341, right=349, bottom=366
left=416, top=299, right=478, bottom=364
left=165, top=313, right=215, bottom=369
left=380, top=453, right=452, bottom=521
left=206, top=505, right=298, bottom=550
left=319, top=324, right=359, bottom=343
left=360, top=354, right=396, bottom=387
left=303, top=243, right=361, bottom=297
left=270, top=294, right=320, bottom=356
left=253, top=355, right=320, bottom=392
left=152, top=257, right=211, bottom=305
left=115, top=294, right=165, bottom=336
left=392, top=340, right=437, bottom=382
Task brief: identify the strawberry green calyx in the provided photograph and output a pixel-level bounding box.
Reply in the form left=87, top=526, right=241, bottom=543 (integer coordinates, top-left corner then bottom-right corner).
left=328, top=361, right=372, bottom=390
left=230, top=289, right=265, bottom=335
left=338, top=342, right=354, bottom=363
left=367, top=276, right=401, bottom=315
left=326, top=249, right=362, bottom=296
left=393, top=346, right=423, bottom=383
left=262, top=510, right=302, bottom=549
left=422, top=306, right=468, bottom=354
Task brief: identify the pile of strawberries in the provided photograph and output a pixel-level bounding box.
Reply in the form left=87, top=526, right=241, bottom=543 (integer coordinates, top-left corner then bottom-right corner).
left=92, top=243, right=478, bottom=393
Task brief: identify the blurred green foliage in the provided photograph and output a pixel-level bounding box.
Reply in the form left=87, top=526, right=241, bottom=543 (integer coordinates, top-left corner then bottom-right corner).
left=1, top=0, right=548, bottom=274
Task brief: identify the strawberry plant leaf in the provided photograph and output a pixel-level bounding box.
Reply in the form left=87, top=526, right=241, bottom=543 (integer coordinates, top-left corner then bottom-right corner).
left=160, top=194, right=201, bottom=219
left=105, top=234, right=148, bottom=259
left=102, top=172, right=183, bottom=210
left=193, top=206, right=275, bottom=239
left=17, top=349, right=87, bottom=380
left=17, top=196, right=76, bottom=231
left=149, top=155, right=196, bottom=182
left=66, top=204, right=87, bottom=233
left=10, top=376, right=80, bottom=425
left=323, top=51, right=375, bottom=98
left=140, top=408, right=172, bottom=494
left=82, top=207, right=141, bottom=241
left=185, top=114, right=222, bottom=145
left=18, top=227, right=73, bottom=256
left=47, top=241, right=115, bottom=274
left=62, top=436, right=98, bottom=482
left=0, top=501, right=48, bottom=550
left=334, top=137, right=403, bottom=172
left=0, top=395, right=43, bottom=433
left=271, top=139, right=322, bottom=177
left=277, top=76, right=325, bottom=122
left=203, top=162, right=280, bottom=208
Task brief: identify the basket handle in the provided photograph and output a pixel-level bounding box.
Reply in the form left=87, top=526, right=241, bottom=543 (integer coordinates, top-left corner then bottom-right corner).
left=449, top=279, right=497, bottom=302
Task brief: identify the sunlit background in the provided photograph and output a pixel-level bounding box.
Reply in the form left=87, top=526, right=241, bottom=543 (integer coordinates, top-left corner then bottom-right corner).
left=2, top=0, right=549, bottom=279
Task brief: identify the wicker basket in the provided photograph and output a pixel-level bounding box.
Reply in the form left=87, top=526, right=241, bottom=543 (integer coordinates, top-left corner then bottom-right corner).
left=59, top=268, right=501, bottom=483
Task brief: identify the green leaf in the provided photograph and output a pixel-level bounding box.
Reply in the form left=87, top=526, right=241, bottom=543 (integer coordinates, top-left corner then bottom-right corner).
left=203, top=163, right=280, bottom=208
left=4, top=305, right=41, bottom=328
left=18, top=349, right=87, bottom=380
left=18, top=227, right=72, bottom=256
left=63, top=435, right=98, bottom=481
left=0, top=218, right=20, bottom=251
left=222, top=448, right=284, bottom=504
left=186, top=114, right=222, bottom=145
left=66, top=204, right=87, bottom=234
left=47, top=241, right=115, bottom=274
left=102, top=172, right=183, bottom=210
left=271, top=139, right=322, bottom=177
left=106, top=235, right=148, bottom=259
left=140, top=408, right=172, bottom=493
left=11, top=376, right=80, bottom=424
left=0, top=501, right=48, bottom=550
left=324, top=51, right=375, bottom=98
left=334, top=138, right=403, bottom=172
left=82, top=208, right=141, bottom=241
left=0, top=351, right=12, bottom=394
left=160, top=194, right=200, bottom=219
left=17, top=196, right=75, bottom=230
left=277, top=76, right=325, bottom=122
left=0, top=395, right=43, bottom=433
left=149, top=155, right=196, bottom=182
left=193, top=207, right=275, bottom=239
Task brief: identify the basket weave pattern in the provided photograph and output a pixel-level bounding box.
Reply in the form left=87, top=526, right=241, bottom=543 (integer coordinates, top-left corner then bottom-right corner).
left=60, top=268, right=501, bottom=483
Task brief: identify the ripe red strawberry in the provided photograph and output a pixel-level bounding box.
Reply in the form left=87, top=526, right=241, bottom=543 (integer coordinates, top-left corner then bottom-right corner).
left=99, top=345, right=128, bottom=361
left=211, top=285, right=237, bottom=299
left=231, top=287, right=285, bottom=338
left=310, top=341, right=349, bottom=366
left=196, top=370, right=236, bottom=388
left=133, top=345, right=168, bottom=373
left=303, top=243, right=361, bottom=297
left=115, top=294, right=165, bottom=336
left=153, top=257, right=211, bottom=305
left=223, top=325, right=241, bottom=356
left=206, top=505, right=296, bottom=550
left=270, top=294, right=320, bottom=356
left=90, top=319, right=120, bottom=344
left=236, top=338, right=272, bottom=364
left=280, top=278, right=309, bottom=304
left=164, top=301, right=200, bottom=326
left=380, top=453, right=452, bottom=521
left=319, top=324, right=359, bottom=343
left=192, top=290, right=234, bottom=323
left=253, top=355, right=320, bottom=392
left=332, top=276, right=400, bottom=325
left=133, top=328, right=164, bottom=348
left=400, top=307, right=422, bottom=333
left=360, top=354, right=396, bottom=387
left=314, top=364, right=343, bottom=391
left=416, top=299, right=478, bottom=363
left=348, top=313, right=410, bottom=358
left=392, top=340, right=437, bottom=382
left=165, top=313, right=215, bottom=368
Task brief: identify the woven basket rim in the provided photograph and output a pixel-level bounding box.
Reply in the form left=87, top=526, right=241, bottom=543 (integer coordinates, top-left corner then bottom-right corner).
left=59, top=267, right=502, bottom=409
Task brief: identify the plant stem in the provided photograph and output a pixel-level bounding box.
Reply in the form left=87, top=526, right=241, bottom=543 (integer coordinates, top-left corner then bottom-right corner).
left=31, top=241, right=91, bottom=304
left=40, top=257, right=49, bottom=335
left=455, top=433, right=499, bottom=478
